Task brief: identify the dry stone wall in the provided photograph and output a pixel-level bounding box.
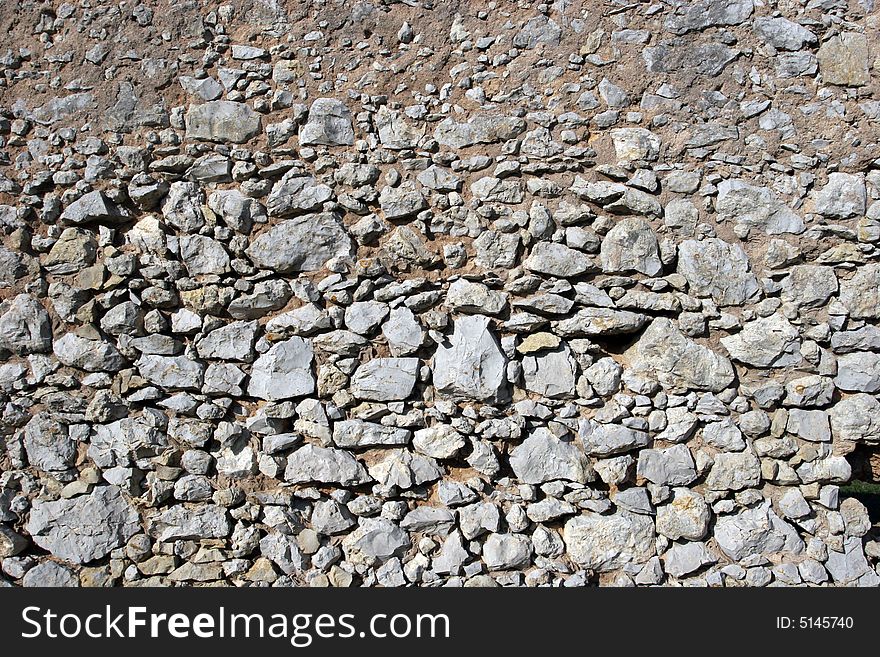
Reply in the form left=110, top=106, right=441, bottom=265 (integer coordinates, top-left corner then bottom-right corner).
left=0, top=0, right=879, bottom=587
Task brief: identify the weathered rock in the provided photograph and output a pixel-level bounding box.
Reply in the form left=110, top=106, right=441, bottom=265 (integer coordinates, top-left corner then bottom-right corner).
left=563, top=511, right=656, bottom=572
left=246, top=213, right=353, bottom=273
left=600, top=218, right=662, bottom=275
left=136, top=354, right=205, bottom=390
left=54, top=333, right=126, bottom=372
left=285, top=444, right=370, bottom=486
left=817, top=32, right=870, bottom=87
left=433, top=315, right=506, bottom=401
left=341, top=518, right=409, bottom=565
left=26, top=487, right=139, bottom=563
left=248, top=337, right=315, bottom=400
left=713, top=502, right=804, bottom=561
left=812, top=173, right=866, bottom=218
left=721, top=313, right=802, bottom=368
left=510, top=427, right=593, bottom=484
left=581, top=420, right=651, bottom=457
left=637, top=444, right=697, bottom=486
left=299, top=98, right=354, bottom=146
left=624, top=319, right=735, bottom=391
left=716, top=180, right=805, bottom=234
left=350, top=358, right=419, bottom=401
left=0, top=294, right=52, bottom=355
left=840, top=264, right=880, bottom=319
left=22, top=412, right=76, bottom=473
left=753, top=17, right=817, bottom=51
left=830, top=394, right=880, bottom=444
left=656, top=488, right=710, bottom=541
left=677, top=239, right=759, bottom=306
left=705, top=451, right=762, bottom=491
left=185, top=101, right=261, bottom=143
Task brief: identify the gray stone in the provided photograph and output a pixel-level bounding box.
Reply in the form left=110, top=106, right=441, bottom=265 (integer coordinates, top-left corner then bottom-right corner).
left=299, top=98, right=354, bottom=146
left=22, top=561, right=79, bottom=587
left=625, top=318, right=735, bottom=391
left=840, top=264, right=880, bottom=319
left=554, top=307, right=648, bottom=337
left=60, top=190, right=121, bottom=225
left=433, top=115, right=525, bottom=149
left=706, top=451, right=762, bottom=491
left=136, top=354, right=205, bottom=390
left=656, top=488, right=710, bottom=540
left=834, top=352, right=880, bottom=393
left=600, top=218, right=662, bottom=276
left=285, top=444, right=371, bottom=486
left=344, top=301, right=389, bottom=335
left=713, top=502, right=804, bottom=562
left=412, top=425, right=466, bottom=459
left=54, top=333, right=126, bottom=372
left=161, top=181, right=205, bottom=232
left=609, top=128, right=661, bottom=162
left=248, top=337, right=315, bottom=400
left=643, top=43, right=737, bottom=77
left=152, top=504, right=230, bottom=542
left=0, top=295, right=52, bottom=355
left=523, top=242, right=595, bottom=278
left=509, top=427, right=593, bottom=484
left=382, top=307, right=423, bottom=356
left=350, top=358, right=419, bottom=401
left=753, top=17, right=817, bottom=51
left=721, top=313, right=802, bottom=368
left=246, top=213, right=353, bottom=273
left=473, top=230, right=520, bottom=270
left=786, top=409, right=831, bottom=443
left=379, top=181, right=427, bottom=220
left=637, top=444, right=697, bottom=486
left=483, top=533, right=532, bottom=570
left=446, top=279, right=507, bottom=316
left=716, top=180, right=805, bottom=234
left=341, top=518, right=409, bottom=565
left=580, top=419, right=651, bottom=457
left=196, top=321, right=258, bottom=362
left=26, top=486, right=139, bottom=563
left=23, top=413, right=76, bottom=473
left=663, top=542, right=714, bottom=578
left=563, top=511, right=656, bottom=572
left=179, top=235, right=230, bottom=276
left=664, top=0, right=753, bottom=35
left=522, top=345, right=577, bottom=398
left=433, top=315, right=506, bottom=401
left=417, top=165, right=461, bottom=192
left=812, top=173, right=866, bottom=218
left=778, top=488, right=811, bottom=520
left=185, top=100, right=261, bottom=143
left=375, top=107, right=423, bottom=149
left=830, top=394, right=880, bottom=444
left=514, top=15, right=561, bottom=48
left=677, top=239, right=759, bottom=306
left=702, top=418, right=746, bottom=451
left=780, top=265, right=837, bottom=308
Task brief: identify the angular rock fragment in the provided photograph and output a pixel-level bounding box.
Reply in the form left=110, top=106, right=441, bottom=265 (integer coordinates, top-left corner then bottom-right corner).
left=246, top=213, right=353, bottom=273
left=624, top=319, right=735, bottom=392
left=299, top=98, right=354, bottom=146
left=27, top=487, right=139, bottom=563
left=433, top=315, right=506, bottom=401
left=185, top=101, right=261, bottom=143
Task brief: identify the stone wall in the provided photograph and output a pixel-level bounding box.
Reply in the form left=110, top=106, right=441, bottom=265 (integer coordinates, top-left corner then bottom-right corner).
left=0, top=0, right=879, bottom=587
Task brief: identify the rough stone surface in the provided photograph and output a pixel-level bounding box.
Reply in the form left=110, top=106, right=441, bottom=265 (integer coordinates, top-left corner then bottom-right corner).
left=26, top=487, right=140, bottom=564
left=0, top=1, right=877, bottom=590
